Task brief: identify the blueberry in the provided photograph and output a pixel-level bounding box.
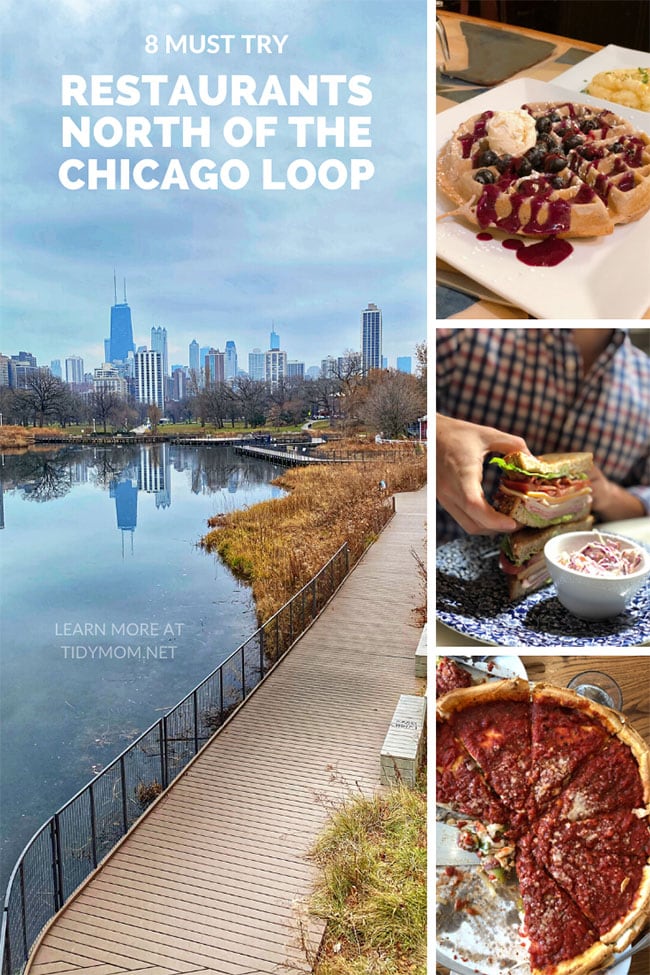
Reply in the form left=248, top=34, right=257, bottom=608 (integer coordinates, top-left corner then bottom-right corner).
left=474, top=169, right=495, bottom=184
left=525, top=147, right=545, bottom=170
left=580, top=118, right=599, bottom=133
left=563, top=134, right=584, bottom=151
left=544, top=153, right=567, bottom=173
left=549, top=112, right=562, bottom=123
left=536, top=116, right=553, bottom=133
left=476, top=149, right=498, bottom=168
left=496, top=153, right=513, bottom=173
left=536, top=133, right=555, bottom=150
left=609, top=141, right=624, bottom=154
left=550, top=177, right=566, bottom=189
left=515, top=157, right=533, bottom=177
left=579, top=146, right=598, bottom=160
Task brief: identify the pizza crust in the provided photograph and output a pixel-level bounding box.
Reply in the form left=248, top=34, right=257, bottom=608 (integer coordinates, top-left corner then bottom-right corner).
left=436, top=677, right=650, bottom=974
left=532, top=682, right=625, bottom=737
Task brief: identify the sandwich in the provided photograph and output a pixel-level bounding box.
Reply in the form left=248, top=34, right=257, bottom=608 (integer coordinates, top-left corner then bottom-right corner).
left=490, top=450, right=594, bottom=599
left=490, top=451, right=593, bottom=529
left=499, top=516, right=595, bottom=600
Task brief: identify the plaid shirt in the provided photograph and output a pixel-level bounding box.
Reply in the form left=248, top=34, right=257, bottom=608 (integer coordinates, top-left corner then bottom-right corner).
left=437, top=328, right=650, bottom=541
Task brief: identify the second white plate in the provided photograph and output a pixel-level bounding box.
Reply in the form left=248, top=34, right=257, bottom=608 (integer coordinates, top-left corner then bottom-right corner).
left=436, top=77, right=650, bottom=319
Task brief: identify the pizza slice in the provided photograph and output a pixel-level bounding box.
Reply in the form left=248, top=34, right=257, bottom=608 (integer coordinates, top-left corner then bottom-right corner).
left=529, top=683, right=620, bottom=813
left=551, top=734, right=647, bottom=823
left=516, top=833, right=612, bottom=975
left=440, top=679, right=533, bottom=830
left=436, top=718, right=508, bottom=826
left=530, top=810, right=650, bottom=944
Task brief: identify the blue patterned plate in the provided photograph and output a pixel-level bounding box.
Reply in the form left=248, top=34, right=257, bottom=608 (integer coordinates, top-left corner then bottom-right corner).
left=436, top=536, right=650, bottom=648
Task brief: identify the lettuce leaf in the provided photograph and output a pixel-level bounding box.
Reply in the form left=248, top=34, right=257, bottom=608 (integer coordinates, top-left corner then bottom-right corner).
left=489, top=456, right=587, bottom=481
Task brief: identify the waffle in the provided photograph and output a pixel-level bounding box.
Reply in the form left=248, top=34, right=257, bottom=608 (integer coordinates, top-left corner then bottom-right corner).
left=437, top=101, right=650, bottom=238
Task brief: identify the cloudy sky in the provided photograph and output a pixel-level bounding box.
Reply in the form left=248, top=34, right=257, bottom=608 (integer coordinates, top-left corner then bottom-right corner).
left=1, top=0, right=426, bottom=375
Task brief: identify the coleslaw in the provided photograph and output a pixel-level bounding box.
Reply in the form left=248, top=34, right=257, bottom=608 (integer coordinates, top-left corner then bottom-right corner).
left=557, top=535, right=644, bottom=577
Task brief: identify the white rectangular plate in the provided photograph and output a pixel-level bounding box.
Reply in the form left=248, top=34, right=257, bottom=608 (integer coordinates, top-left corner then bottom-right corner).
left=554, top=44, right=650, bottom=113
left=436, top=77, right=650, bottom=319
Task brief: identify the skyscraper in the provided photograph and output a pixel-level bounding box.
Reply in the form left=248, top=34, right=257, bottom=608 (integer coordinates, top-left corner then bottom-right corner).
left=397, top=356, right=412, bottom=374
left=360, top=302, right=382, bottom=375
left=109, top=273, right=135, bottom=363
left=65, top=355, right=84, bottom=385
left=135, top=350, right=164, bottom=409
left=270, top=329, right=280, bottom=351
left=50, top=359, right=62, bottom=379
left=225, top=340, right=237, bottom=380
left=189, top=340, right=200, bottom=375
left=151, top=326, right=169, bottom=376
left=265, top=349, right=287, bottom=386
left=204, top=348, right=225, bottom=386
left=248, top=349, right=265, bottom=381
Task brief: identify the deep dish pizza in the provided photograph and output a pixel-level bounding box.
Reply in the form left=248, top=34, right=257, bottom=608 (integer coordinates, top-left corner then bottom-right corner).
left=437, top=101, right=650, bottom=237
left=436, top=678, right=650, bottom=975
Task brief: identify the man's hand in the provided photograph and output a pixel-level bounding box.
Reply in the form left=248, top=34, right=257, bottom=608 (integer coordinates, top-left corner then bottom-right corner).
left=589, top=464, right=645, bottom=521
left=437, top=414, right=530, bottom=535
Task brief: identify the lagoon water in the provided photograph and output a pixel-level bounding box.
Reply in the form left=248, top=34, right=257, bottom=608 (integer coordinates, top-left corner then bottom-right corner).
left=0, top=442, right=283, bottom=891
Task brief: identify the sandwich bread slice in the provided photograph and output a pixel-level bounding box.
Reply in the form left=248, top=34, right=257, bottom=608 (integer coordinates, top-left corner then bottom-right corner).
left=491, top=450, right=595, bottom=599
left=491, top=450, right=593, bottom=530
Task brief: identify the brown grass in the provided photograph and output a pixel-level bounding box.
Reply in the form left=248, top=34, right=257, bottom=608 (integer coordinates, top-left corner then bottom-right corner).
left=201, top=454, right=426, bottom=624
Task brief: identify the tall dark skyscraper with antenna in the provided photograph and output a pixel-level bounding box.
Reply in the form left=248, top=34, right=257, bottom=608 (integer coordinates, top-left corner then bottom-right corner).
left=108, top=272, right=135, bottom=363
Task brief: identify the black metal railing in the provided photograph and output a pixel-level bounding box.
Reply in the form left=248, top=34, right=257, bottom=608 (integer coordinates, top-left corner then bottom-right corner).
left=0, top=538, right=366, bottom=975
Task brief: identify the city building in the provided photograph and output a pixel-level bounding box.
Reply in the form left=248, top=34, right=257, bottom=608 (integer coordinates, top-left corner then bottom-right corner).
left=204, top=348, right=225, bottom=386
left=321, top=356, right=338, bottom=379
left=0, top=354, right=10, bottom=387
left=151, top=326, right=169, bottom=377
left=397, top=356, right=412, bottom=374
left=8, top=353, right=39, bottom=388
left=171, top=366, right=187, bottom=401
left=306, top=365, right=321, bottom=380
left=189, top=340, right=200, bottom=375
left=360, top=302, right=382, bottom=375
left=225, top=340, right=237, bottom=381
left=65, top=355, right=85, bottom=385
left=248, top=348, right=265, bottom=381
left=93, top=363, right=129, bottom=399
left=265, top=348, right=287, bottom=386
left=134, top=349, right=164, bottom=409
left=270, top=329, right=280, bottom=351
left=286, top=360, right=304, bottom=379
left=108, top=274, right=135, bottom=364
left=50, top=359, right=62, bottom=379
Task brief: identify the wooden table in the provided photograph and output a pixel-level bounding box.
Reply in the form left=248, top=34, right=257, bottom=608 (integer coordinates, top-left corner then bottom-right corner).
left=435, top=11, right=650, bottom=320
left=436, top=653, right=650, bottom=975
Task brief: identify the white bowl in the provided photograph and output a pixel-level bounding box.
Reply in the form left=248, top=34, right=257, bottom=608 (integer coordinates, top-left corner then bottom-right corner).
left=543, top=531, right=650, bottom=621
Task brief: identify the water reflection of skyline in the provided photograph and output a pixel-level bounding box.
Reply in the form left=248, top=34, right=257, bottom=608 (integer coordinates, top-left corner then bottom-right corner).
left=0, top=444, right=281, bottom=542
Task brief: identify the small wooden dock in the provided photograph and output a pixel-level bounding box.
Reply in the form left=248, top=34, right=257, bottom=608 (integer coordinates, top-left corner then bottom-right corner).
left=25, top=488, right=426, bottom=975
left=233, top=444, right=338, bottom=466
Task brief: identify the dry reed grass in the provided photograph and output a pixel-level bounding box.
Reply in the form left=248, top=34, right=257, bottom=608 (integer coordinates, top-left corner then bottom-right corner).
left=201, top=454, right=426, bottom=624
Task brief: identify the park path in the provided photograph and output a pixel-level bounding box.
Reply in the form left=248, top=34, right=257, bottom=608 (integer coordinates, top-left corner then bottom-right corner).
left=26, top=487, right=427, bottom=975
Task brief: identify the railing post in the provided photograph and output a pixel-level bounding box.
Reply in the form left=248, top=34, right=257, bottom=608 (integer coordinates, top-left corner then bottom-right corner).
left=312, top=577, right=317, bottom=619
left=119, top=756, right=128, bottom=832
left=259, top=627, right=265, bottom=679
left=241, top=645, right=246, bottom=699
left=49, top=818, right=60, bottom=913
left=289, top=599, right=294, bottom=646
left=161, top=718, right=169, bottom=789
left=89, top=782, right=98, bottom=868
left=52, top=814, right=64, bottom=910
left=275, top=615, right=280, bottom=659
left=19, top=862, right=27, bottom=961
left=193, top=691, right=199, bottom=755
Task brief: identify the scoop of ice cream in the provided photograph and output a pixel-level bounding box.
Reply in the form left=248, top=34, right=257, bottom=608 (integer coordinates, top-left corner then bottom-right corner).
left=487, top=109, right=537, bottom=156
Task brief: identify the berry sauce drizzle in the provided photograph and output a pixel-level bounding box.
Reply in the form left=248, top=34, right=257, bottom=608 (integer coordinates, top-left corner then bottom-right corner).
left=476, top=232, right=574, bottom=267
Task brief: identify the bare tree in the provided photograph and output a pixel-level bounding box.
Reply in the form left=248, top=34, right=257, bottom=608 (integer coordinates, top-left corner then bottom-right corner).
left=362, top=369, right=426, bottom=439
left=231, top=376, right=269, bottom=427
left=24, top=370, right=65, bottom=426
left=89, top=388, right=124, bottom=433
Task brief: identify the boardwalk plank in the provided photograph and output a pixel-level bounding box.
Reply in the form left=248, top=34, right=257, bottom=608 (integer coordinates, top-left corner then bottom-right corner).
left=24, top=489, right=426, bottom=975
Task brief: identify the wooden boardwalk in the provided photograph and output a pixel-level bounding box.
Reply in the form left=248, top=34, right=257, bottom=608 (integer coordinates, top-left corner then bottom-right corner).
left=25, top=488, right=427, bottom=975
